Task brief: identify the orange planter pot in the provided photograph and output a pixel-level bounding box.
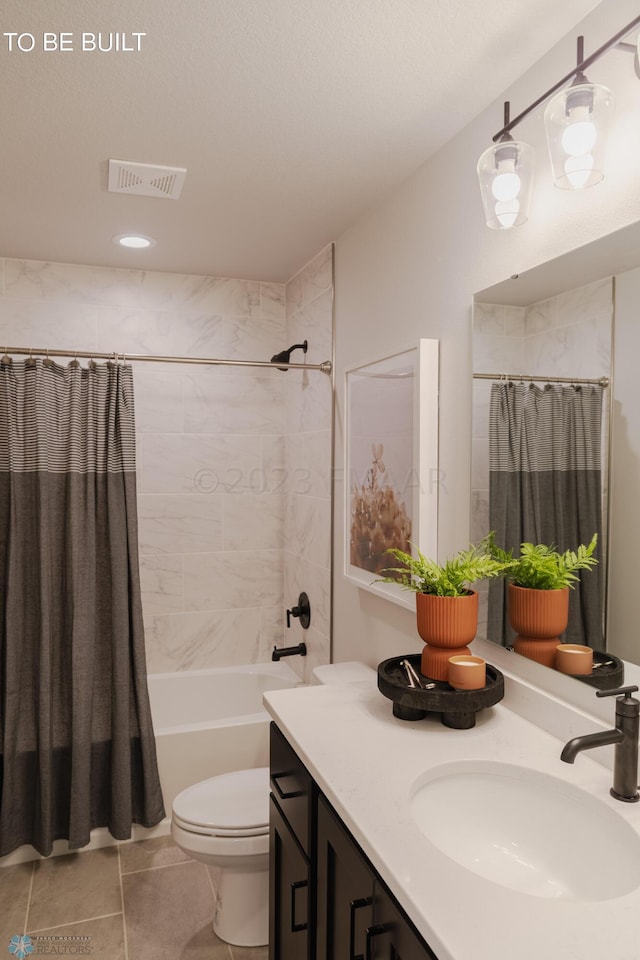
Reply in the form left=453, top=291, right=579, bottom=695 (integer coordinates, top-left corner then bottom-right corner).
left=416, top=592, right=479, bottom=682
left=508, top=584, right=569, bottom=640
left=416, top=591, right=479, bottom=646
left=513, top=636, right=561, bottom=668
left=421, top=644, right=472, bottom=681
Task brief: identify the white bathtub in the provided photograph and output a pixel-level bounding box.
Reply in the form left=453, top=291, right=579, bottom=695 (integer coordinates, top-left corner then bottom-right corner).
left=0, top=661, right=301, bottom=866
left=148, top=661, right=301, bottom=814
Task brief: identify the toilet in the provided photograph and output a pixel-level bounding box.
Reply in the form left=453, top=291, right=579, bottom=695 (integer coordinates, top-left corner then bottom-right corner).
left=171, top=767, right=270, bottom=946
left=171, top=662, right=376, bottom=947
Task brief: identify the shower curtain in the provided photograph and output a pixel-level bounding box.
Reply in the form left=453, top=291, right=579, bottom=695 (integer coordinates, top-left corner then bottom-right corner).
left=487, top=381, right=603, bottom=648
left=0, top=359, right=165, bottom=857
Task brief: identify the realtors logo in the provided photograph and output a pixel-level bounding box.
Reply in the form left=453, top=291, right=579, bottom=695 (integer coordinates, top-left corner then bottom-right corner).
left=7, top=936, right=92, bottom=956
left=8, top=937, right=33, bottom=959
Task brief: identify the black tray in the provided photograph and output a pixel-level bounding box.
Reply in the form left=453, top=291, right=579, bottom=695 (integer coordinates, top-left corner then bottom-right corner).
left=377, top=654, right=504, bottom=729
left=570, top=650, right=624, bottom=691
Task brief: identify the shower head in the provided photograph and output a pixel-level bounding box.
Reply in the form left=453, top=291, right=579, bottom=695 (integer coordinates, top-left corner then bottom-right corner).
left=270, top=340, right=308, bottom=371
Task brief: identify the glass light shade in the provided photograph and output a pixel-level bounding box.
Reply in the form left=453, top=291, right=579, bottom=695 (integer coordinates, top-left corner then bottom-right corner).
left=477, top=139, right=534, bottom=229
left=543, top=82, right=614, bottom=189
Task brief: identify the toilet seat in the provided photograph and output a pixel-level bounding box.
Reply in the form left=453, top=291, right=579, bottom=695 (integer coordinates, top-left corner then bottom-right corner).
left=172, top=766, right=269, bottom=838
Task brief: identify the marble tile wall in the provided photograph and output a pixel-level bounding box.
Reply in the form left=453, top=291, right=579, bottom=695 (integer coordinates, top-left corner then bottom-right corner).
left=283, top=245, right=334, bottom=682
left=0, top=258, right=288, bottom=672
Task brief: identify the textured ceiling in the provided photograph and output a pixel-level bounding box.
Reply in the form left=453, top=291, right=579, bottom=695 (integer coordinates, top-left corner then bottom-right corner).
left=0, top=0, right=601, bottom=281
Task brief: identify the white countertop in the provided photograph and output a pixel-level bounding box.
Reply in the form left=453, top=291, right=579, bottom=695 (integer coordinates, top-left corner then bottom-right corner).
left=263, top=675, right=640, bottom=960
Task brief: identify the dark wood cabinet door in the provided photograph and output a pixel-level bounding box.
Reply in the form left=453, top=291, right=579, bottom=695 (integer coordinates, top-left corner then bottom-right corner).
left=269, top=795, right=311, bottom=960
left=270, top=722, right=315, bottom=858
left=369, top=882, right=439, bottom=960
left=316, top=794, right=375, bottom=960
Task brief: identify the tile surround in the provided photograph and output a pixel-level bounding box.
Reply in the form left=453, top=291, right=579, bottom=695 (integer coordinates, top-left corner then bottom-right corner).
left=143, top=607, right=264, bottom=673
left=0, top=249, right=333, bottom=675
left=4, top=259, right=142, bottom=307
left=0, top=300, right=99, bottom=352
left=283, top=245, right=333, bottom=681
left=137, top=495, right=223, bottom=556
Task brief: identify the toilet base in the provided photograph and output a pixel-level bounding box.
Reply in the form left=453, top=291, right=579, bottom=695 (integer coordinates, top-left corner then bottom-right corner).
left=214, top=862, right=268, bottom=947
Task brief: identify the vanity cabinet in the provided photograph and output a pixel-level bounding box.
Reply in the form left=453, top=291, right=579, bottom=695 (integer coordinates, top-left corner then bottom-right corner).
left=316, top=795, right=437, bottom=960
left=269, top=722, right=316, bottom=960
left=269, top=722, right=439, bottom=960
left=270, top=796, right=312, bottom=960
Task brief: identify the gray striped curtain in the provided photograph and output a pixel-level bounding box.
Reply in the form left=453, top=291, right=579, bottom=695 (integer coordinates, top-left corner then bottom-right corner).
left=487, top=382, right=603, bottom=648
left=0, top=359, right=165, bottom=857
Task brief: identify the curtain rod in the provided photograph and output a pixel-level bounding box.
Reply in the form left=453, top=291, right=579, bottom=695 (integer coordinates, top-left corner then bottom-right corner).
left=0, top=345, right=333, bottom=375
left=473, top=372, right=609, bottom=387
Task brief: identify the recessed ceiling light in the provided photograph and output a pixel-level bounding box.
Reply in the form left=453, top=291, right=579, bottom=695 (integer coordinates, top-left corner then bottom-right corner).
left=113, top=234, right=156, bottom=249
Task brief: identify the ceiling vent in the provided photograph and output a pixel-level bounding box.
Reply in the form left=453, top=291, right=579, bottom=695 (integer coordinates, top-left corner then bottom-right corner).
left=108, top=159, right=187, bottom=200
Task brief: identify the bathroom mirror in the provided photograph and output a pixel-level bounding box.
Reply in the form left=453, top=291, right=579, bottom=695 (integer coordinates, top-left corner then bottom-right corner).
left=471, top=217, right=640, bottom=671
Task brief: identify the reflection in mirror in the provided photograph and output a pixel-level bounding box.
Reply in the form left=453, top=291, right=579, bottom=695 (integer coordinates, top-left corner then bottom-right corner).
left=471, top=259, right=620, bottom=684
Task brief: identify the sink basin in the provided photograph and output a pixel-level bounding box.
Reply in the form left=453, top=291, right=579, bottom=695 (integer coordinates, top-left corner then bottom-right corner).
left=409, top=761, right=640, bottom=901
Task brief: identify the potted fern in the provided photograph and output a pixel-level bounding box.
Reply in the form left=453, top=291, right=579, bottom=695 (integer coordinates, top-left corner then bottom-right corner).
left=487, top=533, right=599, bottom=666
left=377, top=541, right=511, bottom=680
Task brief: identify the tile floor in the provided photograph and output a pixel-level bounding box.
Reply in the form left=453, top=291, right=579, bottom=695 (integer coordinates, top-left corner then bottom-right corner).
left=0, top=836, right=267, bottom=960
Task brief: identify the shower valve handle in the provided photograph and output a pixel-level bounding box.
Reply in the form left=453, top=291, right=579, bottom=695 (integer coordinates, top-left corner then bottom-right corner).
left=286, top=592, right=311, bottom=630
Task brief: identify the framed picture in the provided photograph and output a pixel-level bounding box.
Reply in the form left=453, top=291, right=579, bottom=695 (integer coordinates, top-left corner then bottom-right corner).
left=344, top=340, right=439, bottom=610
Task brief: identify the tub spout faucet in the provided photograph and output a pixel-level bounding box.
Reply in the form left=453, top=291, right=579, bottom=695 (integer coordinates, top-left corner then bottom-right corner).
left=272, top=642, right=307, bottom=661
left=560, top=685, right=640, bottom=803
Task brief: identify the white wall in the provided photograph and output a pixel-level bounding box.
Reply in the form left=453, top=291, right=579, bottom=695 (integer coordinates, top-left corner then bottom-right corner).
left=333, top=0, right=640, bottom=666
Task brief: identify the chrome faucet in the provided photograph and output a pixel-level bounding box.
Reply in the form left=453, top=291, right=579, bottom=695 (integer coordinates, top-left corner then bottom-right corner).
left=561, top=685, right=640, bottom=803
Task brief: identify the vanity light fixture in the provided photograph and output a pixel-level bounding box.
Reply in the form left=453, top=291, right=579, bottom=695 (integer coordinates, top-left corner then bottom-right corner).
left=477, top=103, right=534, bottom=229
left=543, top=37, right=614, bottom=190
left=112, top=233, right=157, bottom=249
left=477, top=14, right=640, bottom=228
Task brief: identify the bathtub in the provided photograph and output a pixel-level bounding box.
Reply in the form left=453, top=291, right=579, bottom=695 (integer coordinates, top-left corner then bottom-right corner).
left=148, top=661, right=301, bottom=815
left=0, top=662, right=302, bottom=866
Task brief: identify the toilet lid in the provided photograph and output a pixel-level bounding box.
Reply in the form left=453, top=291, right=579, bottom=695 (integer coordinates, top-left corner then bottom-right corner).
left=172, top=767, right=269, bottom=837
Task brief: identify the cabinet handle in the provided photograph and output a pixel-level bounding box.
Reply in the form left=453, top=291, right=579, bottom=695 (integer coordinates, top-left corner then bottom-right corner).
left=290, top=879, right=308, bottom=932
left=365, top=923, right=393, bottom=960
left=349, top=897, right=372, bottom=960
left=272, top=771, right=305, bottom=800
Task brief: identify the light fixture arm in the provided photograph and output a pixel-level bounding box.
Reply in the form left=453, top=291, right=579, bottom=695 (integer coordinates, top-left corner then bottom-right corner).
left=491, top=13, right=640, bottom=142
left=572, top=35, right=588, bottom=86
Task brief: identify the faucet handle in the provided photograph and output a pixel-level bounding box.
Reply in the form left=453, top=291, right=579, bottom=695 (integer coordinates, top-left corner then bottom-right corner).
left=596, top=685, right=639, bottom=700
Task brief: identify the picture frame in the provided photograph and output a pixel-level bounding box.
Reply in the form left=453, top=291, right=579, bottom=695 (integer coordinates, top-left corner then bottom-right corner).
left=344, top=340, right=439, bottom=610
